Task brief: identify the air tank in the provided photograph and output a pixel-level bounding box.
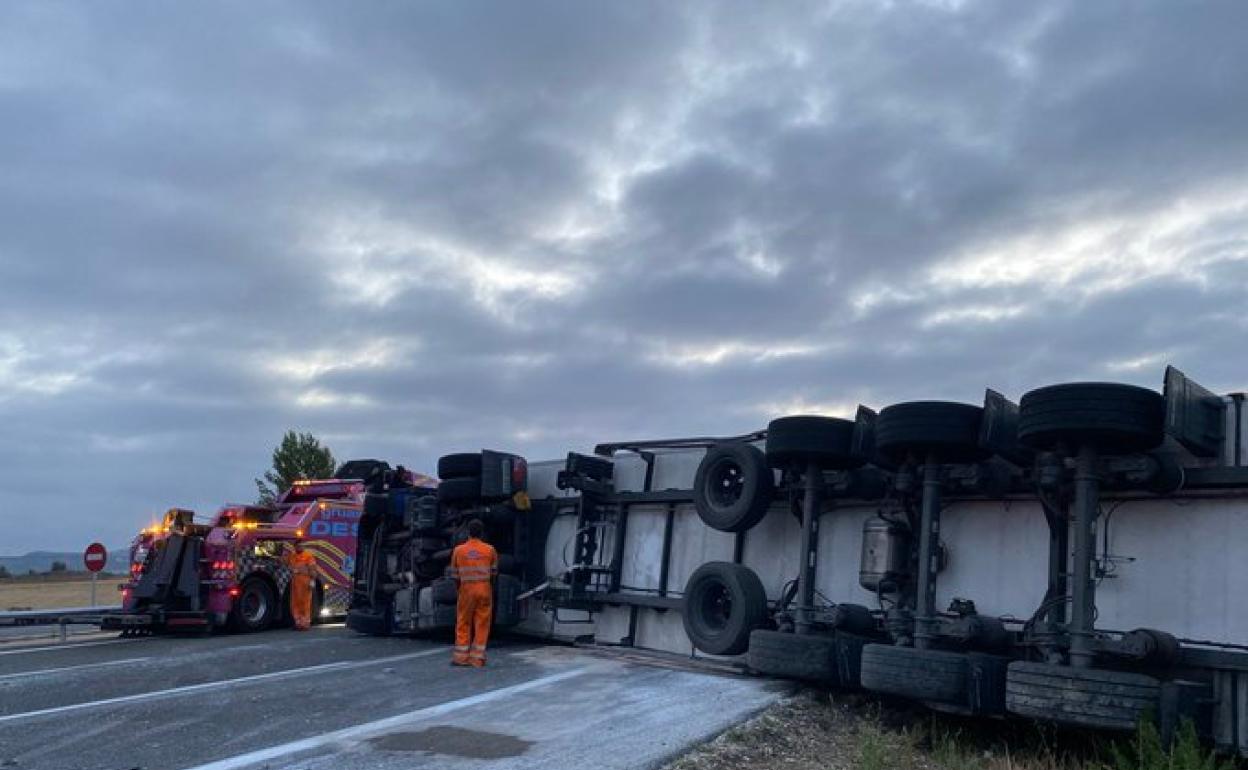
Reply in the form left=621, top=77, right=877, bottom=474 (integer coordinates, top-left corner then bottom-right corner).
left=859, top=517, right=909, bottom=591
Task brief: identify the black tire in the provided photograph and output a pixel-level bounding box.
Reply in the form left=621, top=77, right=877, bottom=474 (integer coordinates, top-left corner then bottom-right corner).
left=1005, top=662, right=1160, bottom=731
left=481, top=505, right=516, bottom=525
left=693, top=444, right=775, bottom=533
left=876, top=402, right=988, bottom=464
left=335, top=459, right=390, bottom=481
left=438, top=453, right=483, bottom=479
left=494, top=574, right=522, bottom=627
left=747, top=629, right=838, bottom=683
left=432, top=602, right=457, bottom=628
left=362, top=492, right=389, bottom=524
left=860, top=644, right=969, bottom=704
left=431, top=577, right=458, bottom=605
left=765, top=416, right=861, bottom=470
left=1018, top=383, right=1165, bottom=454
left=346, top=607, right=392, bottom=636
left=681, top=562, right=768, bottom=656
left=230, top=577, right=277, bottom=633
left=414, top=537, right=446, bottom=552
left=437, top=477, right=481, bottom=503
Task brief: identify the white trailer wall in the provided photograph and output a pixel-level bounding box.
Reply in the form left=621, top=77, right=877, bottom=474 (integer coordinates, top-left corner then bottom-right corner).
left=524, top=433, right=1248, bottom=655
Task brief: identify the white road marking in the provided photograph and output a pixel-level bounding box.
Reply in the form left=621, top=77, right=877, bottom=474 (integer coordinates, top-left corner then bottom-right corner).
left=0, top=656, right=151, bottom=682
left=0, top=647, right=444, bottom=724
left=184, top=666, right=592, bottom=770
left=0, top=638, right=142, bottom=657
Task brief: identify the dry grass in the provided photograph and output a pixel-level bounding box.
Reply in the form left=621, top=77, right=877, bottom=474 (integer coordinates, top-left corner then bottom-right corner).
left=664, top=689, right=1112, bottom=770
left=0, top=579, right=118, bottom=610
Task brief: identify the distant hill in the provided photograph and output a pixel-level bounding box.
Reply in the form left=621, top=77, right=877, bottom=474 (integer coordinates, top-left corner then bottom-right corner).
left=0, top=547, right=129, bottom=575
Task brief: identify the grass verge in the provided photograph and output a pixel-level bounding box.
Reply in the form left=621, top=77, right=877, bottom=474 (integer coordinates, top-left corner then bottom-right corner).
left=663, top=689, right=1241, bottom=770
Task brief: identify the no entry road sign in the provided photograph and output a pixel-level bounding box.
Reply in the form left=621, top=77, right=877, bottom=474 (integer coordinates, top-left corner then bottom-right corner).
left=83, top=542, right=108, bottom=573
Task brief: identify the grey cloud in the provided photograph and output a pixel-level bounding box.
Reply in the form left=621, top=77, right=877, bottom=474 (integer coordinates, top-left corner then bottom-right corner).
left=2, top=0, right=1247, bottom=552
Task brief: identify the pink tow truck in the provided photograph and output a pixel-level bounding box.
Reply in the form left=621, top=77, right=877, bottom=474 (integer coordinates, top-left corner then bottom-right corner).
left=106, top=461, right=404, bottom=634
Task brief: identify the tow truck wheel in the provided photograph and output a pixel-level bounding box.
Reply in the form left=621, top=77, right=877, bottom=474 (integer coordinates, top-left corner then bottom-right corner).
left=231, top=577, right=276, bottom=633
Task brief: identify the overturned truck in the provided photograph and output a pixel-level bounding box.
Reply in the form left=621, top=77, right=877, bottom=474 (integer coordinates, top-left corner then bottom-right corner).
left=349, top=366, right=1248, bottom=756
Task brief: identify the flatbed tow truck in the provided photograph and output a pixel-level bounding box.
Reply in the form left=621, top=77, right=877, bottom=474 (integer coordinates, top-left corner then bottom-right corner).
left=104, top=460, right=411, bottom=634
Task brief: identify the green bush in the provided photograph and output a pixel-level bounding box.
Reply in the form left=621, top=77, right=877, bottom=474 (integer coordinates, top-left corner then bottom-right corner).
left=1106, top=719, right=1231, bottom=770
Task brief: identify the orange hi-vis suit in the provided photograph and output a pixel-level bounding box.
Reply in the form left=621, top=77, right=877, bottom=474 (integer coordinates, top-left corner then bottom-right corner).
left=448, top=537, right=498, bottom=666
left=285, top=548, right=317, bottom=631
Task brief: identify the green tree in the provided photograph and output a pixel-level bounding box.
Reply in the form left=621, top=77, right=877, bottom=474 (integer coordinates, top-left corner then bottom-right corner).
left=50, top=560, right=67, bottom=573
left=0, top=565, right=11, bottom=579
left=255, top=430, right=336, bottom=505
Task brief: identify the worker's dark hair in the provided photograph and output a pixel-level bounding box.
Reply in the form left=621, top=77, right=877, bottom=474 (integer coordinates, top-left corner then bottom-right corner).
left=466, top=519, right=484, bottom=538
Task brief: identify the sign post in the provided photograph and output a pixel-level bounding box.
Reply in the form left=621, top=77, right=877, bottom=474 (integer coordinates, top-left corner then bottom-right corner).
left=84, top=542, right=107, bottom=607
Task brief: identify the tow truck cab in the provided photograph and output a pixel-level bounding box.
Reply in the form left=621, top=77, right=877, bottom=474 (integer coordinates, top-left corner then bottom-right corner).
left=110, top=462, right=402, bottom=634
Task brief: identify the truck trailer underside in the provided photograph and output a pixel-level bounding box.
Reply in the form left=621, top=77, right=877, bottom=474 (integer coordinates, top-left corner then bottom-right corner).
left=351, top=366, right=1248, bottom=756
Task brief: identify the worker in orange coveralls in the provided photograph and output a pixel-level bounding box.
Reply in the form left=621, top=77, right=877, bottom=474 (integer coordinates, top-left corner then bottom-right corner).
left=284, top=540, right=317, bottom=631
left=448, top=519, right=497, bottom=667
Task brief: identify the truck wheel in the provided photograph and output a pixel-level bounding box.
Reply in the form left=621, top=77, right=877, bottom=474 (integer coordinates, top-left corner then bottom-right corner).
left=346, top=607, right=392, bottom=636
left=682, top=562, right=768, bottom=656
left=493, top=574, right=523, bottom=627
left=1005, top=662, right=1161, bottom=731
left=231, top=578, right=277, bottom=633
left=860, top=644, right=969, bottom=704
left=431, top=577, right=458, bottom=605
left=438, top=453, right=482, bottom=479
left=437, top=477, right=481, bottom=504
left=747, top=629, right=838, bottom=684
left=765, top=415, right=860, bottom=470
left=1018, top=383, right=1165, bottom=454
left=693, top=443, right=774, bottom=533
left=875, top=402, right=988, bottom=464
left=362, top=492, right=389, bottom=524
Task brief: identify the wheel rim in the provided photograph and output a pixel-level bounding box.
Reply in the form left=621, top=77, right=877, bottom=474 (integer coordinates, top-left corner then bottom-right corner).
left=697, top=582, right=733, bottom=631
left=706, top=458, right=746, bottom=510
left=240, top=587, right=267, bottom=624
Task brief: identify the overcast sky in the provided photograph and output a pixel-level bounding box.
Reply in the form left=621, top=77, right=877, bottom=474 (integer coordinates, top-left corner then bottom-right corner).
left=2, top=1, right=1247, bottom=554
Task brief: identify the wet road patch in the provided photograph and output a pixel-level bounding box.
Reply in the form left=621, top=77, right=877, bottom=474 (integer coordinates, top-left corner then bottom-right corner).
left=369, top=725, right=534, bottom=759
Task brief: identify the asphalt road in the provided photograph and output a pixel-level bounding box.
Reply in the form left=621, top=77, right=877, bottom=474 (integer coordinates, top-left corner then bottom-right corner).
left=0, top=626, right=784, bottom=770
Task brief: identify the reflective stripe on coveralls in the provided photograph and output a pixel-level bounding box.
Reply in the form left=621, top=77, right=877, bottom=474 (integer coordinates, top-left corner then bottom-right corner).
left=450, top=537, right=497, bottom=666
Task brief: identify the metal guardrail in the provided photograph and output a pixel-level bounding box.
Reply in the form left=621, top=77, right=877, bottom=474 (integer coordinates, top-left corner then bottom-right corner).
left=0, top=606, right=122, bottom=642
left=0, top=605, right=121, bottom=622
